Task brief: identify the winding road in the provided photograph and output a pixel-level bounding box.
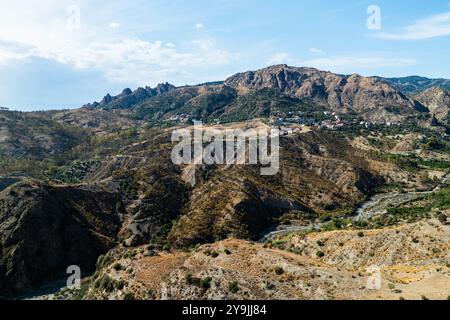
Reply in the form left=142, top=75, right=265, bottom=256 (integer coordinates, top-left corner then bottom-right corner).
left=259, top=171, right=449, bottom=242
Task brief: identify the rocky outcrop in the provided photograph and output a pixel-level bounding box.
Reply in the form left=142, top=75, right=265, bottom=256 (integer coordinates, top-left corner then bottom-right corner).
left=0, top=180, right=122, bottom=297
left=84, top=83, right=176, bottom=110
left=414, top=87, right=450, bottom=124
left=225, top=65, right=428, bottom=122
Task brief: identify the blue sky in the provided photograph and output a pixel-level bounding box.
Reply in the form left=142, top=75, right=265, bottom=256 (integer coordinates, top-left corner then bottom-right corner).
left=0, top=0, right=450, bottom=110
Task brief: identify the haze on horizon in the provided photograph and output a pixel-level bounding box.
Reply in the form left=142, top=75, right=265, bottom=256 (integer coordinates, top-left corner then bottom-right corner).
left=1, top=0, right=450, bottom=111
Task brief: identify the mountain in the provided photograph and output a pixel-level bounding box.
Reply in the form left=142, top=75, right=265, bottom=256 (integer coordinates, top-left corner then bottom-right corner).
left=225, top=65, right=428, bottom=122
left=1, top=65, right=450, bottom=299
left=81, top=65, right=430, bottom=125
left=414, top=87, right=450, bottom=125
left=84, top=83, right=176, bottom=110
left=380, top=76, right=450, bottom=94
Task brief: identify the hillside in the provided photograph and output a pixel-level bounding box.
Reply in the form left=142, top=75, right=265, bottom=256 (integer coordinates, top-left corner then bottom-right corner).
left=414, top=87, right=450, bottom=125
left=0, top=65, right=449, bottom=299
left=381, top=76, right=450, bottom=94
left=0, top=180, right=122, bottom=297
left=225, top=65, right=428, bottom=122
left=78, top=217, right=450, bottom=300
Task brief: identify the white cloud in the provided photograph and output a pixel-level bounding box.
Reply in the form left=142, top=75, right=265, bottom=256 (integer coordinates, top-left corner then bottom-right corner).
left=0, top=41, right=35, bottom=64
left=196, top=23, right=204, bottom=29
left=266, top=52, right=292, bottom=65
left=0, top=1, right=235, bottom=85
left=303, top=54, right=417, bottom=71
left=109, top=22, right=120, bottom=29
left=377, top=11, right=450, bottom=40
left=309, top=48, right=324, bottom=54
left=267, top=52, right=415, bottom=72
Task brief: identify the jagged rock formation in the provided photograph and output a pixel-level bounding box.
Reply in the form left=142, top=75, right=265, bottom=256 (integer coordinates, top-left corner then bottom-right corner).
left=83, top=83, right=176, bottom=110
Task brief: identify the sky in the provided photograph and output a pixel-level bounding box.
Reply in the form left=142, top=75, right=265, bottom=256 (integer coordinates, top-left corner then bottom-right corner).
left=0, top=0, right=450, bottom=110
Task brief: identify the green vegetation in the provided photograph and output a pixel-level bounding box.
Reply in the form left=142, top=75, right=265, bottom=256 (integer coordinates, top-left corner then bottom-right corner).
left=94, top=275, right=126, bottom=292
left=367, top=185, right=450, bottom=228
left=228, top=281, right=239, bottom=294
left=201, top=277, right=213, bottom=290
left=185, top=273, right=213, bottom=290
left=112, top=263, right=123, bottom=271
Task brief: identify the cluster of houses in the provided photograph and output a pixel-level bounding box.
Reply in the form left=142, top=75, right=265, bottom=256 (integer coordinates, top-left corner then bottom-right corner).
left=167, top=114, right=190, bottom=123
left=320, top=113, right=345, bottom=130
left=270, top=111, right=403, bottom=133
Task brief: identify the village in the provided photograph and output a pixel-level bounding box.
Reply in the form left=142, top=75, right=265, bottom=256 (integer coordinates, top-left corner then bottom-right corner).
left=269, top=111, right=402, bottom=136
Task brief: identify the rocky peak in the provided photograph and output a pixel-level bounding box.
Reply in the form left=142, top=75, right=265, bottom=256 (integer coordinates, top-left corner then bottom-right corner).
left=225, top=65, right=427, bottom=121
left=83, top=83, right=177, bottom=110
left=100, top=93, right=113, bottom=105
left=120, top=88, right=133, bottom=96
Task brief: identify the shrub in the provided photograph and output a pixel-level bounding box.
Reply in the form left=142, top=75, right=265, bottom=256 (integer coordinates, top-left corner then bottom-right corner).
left=185, top=273, right=196, bottom=285
left=316, top=251, right=325, bottom=258
left=186, top=273, right=212, bottom=289
left=437, top=212, right=447, bottom=224
left=357, top=231, right=365, bottom=238
left=97, top=275, right=125, bottom=293
left=274, top=266, right=284, bottom=275
left=123, top=293, right=135, bottom=300
left=228, top=281, right=239, bottom=294
left=113, top=263, right=123, bottom=271
left=201, top=277, right=213, bottom=290
left=265, top=282, right=275, bottom=290
left=224, top=249, right=232, bottom=255
left=211, top=251, right=219, bottom=258
left=204, top=250, right=212, bottom=256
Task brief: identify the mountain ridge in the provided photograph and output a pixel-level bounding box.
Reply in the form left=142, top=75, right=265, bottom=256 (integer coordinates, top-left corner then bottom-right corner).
left=79, top=65, right=444, bottom=124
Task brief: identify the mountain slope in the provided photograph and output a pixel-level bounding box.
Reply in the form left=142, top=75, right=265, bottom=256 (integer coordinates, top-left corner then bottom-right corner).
left=0, top=180, right=122, bottom=297
left=380, top=76, right=450, bottom=94
left=81, top=217, right=450, bottom=300
left=414, top=87, right=450, bottom=125
left=225, top=65, right=428, bottom=122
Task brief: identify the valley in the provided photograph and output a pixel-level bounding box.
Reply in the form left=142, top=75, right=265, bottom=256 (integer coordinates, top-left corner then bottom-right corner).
left=0, top=65, right=449, bottom=300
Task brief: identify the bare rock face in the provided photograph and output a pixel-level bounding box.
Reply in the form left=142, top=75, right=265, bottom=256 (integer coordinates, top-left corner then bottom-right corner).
left=414, top=87, right=450, bottom=124
left=225, top=65, right=428, bottom=122
left=0, top=180, right=122, bottom=297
